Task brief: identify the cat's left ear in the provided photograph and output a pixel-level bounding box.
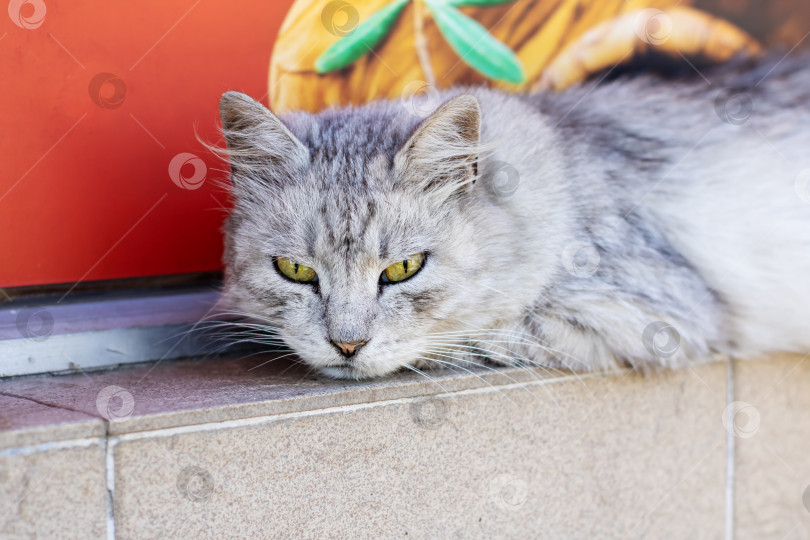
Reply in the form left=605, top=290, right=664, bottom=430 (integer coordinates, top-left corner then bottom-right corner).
left=394, top=94, right=481, bottom=195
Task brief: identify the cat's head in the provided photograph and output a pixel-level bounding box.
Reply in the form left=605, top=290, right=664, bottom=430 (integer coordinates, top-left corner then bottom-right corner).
left=218, top=91, right=521, bottom=379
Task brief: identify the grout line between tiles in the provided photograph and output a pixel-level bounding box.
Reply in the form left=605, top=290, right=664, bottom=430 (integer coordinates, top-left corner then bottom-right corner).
left=105, top=436, right=116, bottom=540
left=725, top=357, right=736, bottom=540
left=110, top=372, right=595, bottom=442
left=0, top=436, right=103, bottom=457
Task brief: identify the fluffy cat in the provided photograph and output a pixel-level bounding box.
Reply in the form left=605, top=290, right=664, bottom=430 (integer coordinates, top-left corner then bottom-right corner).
left=217, top=54, right=810, bottom=380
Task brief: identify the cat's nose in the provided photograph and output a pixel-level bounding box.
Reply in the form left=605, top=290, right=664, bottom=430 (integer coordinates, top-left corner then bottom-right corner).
left=332, top=341, right=367, bottom=358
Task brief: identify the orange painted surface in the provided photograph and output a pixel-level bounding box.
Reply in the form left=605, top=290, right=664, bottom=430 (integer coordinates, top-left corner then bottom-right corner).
left=1, top=0, right=293, bottom=287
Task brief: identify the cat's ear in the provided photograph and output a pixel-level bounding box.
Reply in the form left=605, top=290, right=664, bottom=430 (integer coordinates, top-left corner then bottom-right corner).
left=394, top=94, right=481, bottom=195
left=219, top=91, right=309, bottom=180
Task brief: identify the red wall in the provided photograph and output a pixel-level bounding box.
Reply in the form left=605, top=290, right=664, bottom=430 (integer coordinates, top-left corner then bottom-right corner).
left=1, top=0, right=293, bottom=287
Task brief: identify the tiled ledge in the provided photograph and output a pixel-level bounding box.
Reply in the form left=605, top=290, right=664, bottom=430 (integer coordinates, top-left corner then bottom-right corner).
left=0, top=354, right=808, bottom=538
left=0, top=354, right=597, bottom=438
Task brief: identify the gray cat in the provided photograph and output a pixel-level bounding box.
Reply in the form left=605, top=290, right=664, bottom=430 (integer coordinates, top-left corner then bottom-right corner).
left=217, top=54, right=810, bottom=380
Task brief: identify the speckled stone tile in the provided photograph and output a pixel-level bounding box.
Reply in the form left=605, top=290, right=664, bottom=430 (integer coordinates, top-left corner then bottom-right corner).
left=0, top=440, right=107, bottom=538
left=0, top=354, right=582, bottom=435
left=734, top=354, right=810, bottom=540
left=111, top=362, right=727, bottom=539
left=0, top=392, right=104, bottom=449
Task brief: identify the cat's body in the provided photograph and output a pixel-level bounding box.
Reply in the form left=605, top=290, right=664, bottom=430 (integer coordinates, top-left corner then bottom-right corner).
left=219, top=54, right=810, bottom=379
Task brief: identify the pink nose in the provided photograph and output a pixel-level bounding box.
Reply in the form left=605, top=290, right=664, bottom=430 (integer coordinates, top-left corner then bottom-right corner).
left=333, top=341, right=367, bottom=358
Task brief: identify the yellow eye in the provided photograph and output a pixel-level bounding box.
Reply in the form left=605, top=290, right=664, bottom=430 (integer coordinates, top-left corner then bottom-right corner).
left=382, top=253, right=425, bottom=283
left=276, top=257, right=318, bottom=283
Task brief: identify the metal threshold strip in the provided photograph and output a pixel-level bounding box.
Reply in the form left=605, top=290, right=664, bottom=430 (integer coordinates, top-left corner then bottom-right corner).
left=0, top=289, right=242, bottom=377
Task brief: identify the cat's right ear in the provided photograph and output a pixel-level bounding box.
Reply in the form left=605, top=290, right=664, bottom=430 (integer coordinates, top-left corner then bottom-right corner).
left=219, top=91, right=309, bottom=180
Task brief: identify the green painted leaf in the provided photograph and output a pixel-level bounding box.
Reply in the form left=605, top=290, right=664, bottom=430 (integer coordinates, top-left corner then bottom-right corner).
left=315, top=0, right=411, bottom=74
left=424, top=0, right=524, bottom=84
left=447, top=0, right=516, bottom=6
